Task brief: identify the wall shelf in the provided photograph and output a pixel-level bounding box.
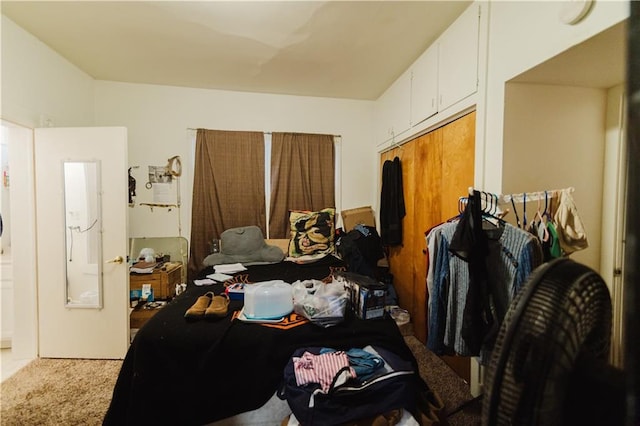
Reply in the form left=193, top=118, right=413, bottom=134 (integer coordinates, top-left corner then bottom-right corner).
left=140, top=203, right=178, bottom=212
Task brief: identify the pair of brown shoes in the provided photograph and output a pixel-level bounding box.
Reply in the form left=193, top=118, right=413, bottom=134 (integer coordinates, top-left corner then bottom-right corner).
left=184, top=291, right=230, bottom=319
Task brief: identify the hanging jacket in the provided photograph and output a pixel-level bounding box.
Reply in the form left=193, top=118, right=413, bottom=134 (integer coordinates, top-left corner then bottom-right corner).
left=380, top=156, right=406, bottom=246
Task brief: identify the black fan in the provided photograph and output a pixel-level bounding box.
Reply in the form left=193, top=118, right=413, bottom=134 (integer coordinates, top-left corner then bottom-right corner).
left=482, top=258, right=626, bottom=425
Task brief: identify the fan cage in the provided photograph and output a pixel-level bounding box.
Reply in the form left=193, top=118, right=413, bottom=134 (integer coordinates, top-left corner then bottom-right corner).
left=482, top=258, right=612, bottom=426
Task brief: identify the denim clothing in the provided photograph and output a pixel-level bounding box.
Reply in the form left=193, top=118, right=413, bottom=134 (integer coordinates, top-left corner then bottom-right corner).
left=320, top=347, right=385, bottom=381
left=426, top=220, right=542, bottom=360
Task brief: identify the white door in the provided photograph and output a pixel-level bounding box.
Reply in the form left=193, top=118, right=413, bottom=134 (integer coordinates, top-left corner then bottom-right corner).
left=35, top=127, right=129, bottom=359
left=601, top=86, right=627, bottom=368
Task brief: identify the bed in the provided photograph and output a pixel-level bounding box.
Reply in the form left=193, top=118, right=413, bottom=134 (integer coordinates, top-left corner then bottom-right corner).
left=104, top=251, right=421, bottom=425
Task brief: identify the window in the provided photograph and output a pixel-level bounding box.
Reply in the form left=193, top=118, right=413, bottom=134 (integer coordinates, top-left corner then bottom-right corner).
left=188, top=129, right=339, bottom=276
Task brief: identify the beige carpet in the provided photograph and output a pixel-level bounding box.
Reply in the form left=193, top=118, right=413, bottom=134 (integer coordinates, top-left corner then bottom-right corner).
left=0, top=340, right=479, bottom=425
left=404, top=336, right=481, bottom=425
left=0, top=358, right=122, bottom=426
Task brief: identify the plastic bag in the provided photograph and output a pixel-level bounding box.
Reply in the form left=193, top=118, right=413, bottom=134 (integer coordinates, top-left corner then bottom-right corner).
left=292, top=279, right=349, bottom=328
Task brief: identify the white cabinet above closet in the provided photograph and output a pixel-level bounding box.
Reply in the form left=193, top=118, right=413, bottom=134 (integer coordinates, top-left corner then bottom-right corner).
left=374, top=69, right=411, bottom=146
left=437, top=2, right=480, bottom=112
left=410, top=44, right=439, bottom=126
left=376, top=2, right=481, bottom=147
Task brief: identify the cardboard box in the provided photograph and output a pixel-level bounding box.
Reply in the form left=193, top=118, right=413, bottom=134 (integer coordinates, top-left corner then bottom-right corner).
left=341, top=206, right=375, bottom=231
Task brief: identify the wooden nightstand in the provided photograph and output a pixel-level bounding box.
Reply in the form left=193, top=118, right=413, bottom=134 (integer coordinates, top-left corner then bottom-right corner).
left=130, top=262, right=183, bottom=300
left=130, top=303, right=164, bottom=329
left=129, top=302, right=168, bottom=341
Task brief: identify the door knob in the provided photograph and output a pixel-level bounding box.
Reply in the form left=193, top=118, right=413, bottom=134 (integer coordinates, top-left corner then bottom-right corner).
left=106, top=256, right=124, bottom=264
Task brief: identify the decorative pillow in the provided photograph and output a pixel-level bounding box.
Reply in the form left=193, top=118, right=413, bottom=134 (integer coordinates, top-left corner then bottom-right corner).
left=288, top=208, right=336, bottom=257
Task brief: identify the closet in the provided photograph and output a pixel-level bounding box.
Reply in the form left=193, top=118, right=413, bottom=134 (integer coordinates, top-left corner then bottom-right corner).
left=381, top=111, right=475, bottom=380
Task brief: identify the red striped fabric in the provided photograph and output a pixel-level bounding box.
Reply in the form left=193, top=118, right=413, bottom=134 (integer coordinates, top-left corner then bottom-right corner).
left=293, top=351, right=355, bottom=392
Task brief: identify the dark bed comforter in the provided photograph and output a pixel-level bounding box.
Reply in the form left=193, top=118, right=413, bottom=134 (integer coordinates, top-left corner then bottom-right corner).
left=103, top=256, right=417, bottom=426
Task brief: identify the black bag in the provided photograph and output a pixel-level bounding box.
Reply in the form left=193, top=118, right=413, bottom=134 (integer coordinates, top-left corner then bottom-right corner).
left=278, top=345, right=418, bottom=425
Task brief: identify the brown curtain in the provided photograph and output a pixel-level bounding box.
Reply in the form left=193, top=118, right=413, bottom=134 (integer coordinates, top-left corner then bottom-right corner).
left=188, top=129, right=265, bottom=278
left=269, top=132, right=335, bottom=238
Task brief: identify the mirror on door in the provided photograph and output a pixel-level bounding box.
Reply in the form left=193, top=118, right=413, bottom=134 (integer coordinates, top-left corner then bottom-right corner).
left=63, top=161, right=103, bottom=308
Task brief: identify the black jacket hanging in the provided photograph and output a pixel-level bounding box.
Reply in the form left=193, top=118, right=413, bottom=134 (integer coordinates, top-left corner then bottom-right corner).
left=380, top=156, right=406, bottom=246
left=449, top=191, right=495, bottom=355
left=128, top=167, right=136, bottom=204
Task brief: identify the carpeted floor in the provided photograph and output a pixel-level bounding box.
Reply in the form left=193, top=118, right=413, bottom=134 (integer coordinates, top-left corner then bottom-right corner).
left=404, top=336, right=481, bottom=425
left=1, top=338, right=480, bottom=425
left=0, top=358, right=121, bottom=426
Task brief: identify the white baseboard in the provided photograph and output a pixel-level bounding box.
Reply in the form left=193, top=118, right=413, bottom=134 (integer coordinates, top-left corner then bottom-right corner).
left=470, top=357, right=484, bottom=397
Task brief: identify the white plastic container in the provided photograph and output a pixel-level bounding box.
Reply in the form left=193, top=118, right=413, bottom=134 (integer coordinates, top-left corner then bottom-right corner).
left=243, top=280, right=293, bottom=319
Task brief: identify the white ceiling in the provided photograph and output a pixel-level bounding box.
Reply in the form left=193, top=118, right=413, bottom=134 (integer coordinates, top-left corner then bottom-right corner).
left=1, top=1, right=472, bottom=100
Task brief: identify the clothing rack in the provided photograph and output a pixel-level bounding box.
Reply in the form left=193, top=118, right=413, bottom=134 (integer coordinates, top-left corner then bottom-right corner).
left=468, top=186, right=574, bottom=204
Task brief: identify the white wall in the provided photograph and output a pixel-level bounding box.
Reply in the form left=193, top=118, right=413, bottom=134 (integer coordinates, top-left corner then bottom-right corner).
left=2, top=12, right=375, bottom=357
left=479, top=0, right=628, bottom=192
left=467, top=1, right=628, bottom=396
left=2, top=0, right=630, bottom=363
left=502, top=83, right=606, bottom=270
left=1, top=16, right=95, bottom=128
left=1, top=15, right=97, bottom=360
left=94, top=81, right=375, bottom=241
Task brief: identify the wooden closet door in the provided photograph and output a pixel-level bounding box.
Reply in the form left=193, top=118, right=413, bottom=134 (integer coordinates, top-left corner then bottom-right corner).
left=380, top=143, right=416, bottom=317
left=380, top=111, right=475, bottom=380
left=437, top=112, right=476, bottom=381
left=408, top=112, right=476, bottom=343
left=440, top=112, right=476, bottom=222
left=411, top=130, right=442, bottom=342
